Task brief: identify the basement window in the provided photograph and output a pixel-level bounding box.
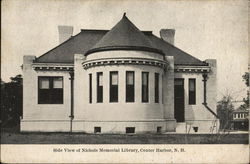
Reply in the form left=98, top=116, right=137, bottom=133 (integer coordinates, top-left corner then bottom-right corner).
left=38, top=76, right=63, bottom=104
left=94, top=127, right=101, bottom=133
left=157, top=126, right=162, bottom=133
left=126, top=127, right=135, bottom=134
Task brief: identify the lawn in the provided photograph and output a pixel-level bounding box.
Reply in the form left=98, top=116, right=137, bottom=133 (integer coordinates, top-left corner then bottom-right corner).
left=1, top=128, right=248, bottom=144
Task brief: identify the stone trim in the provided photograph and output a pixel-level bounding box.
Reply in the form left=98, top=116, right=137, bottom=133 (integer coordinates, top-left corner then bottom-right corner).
left=32, top=63, right=74, bottom=71
left=175, top=65, right=210, bottom=73
left=82, top=57, right=168, bottom=70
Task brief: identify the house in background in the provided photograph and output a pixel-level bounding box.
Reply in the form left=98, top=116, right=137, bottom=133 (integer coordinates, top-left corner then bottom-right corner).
left=231, top=109, right=249, bottom=131
left=21, top=14, right=219, bottom=133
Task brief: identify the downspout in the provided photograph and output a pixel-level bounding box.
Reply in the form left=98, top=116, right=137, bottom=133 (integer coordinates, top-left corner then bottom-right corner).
left=69, top=71, right=74, bottom=132
left=202, top=73, right=219, bottom=119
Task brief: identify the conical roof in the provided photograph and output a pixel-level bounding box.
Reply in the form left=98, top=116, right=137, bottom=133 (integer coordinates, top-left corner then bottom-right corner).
left=85, top=13, right=164, bottom=56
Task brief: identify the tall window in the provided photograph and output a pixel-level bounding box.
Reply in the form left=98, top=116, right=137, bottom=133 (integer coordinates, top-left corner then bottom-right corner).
left=142, top=72, right=149, bottom=102
left=155, top=73, right=159, bottom=103
left=189, top=78, right=196, bottom=105
left=126, top=71, right=134, bottom=102
left=97, top=72, right=103, bottom=103
left=110, top=71, right=118, bottom=102
left=38, top=77, right=63, bottom=104
left=89, top=74, right=92, bottom=103
left=162, top=74, right=164, bottom=104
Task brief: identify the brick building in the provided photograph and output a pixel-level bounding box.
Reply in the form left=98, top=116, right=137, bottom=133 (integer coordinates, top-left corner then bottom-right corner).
left=21, top=14, right=219, bottom=133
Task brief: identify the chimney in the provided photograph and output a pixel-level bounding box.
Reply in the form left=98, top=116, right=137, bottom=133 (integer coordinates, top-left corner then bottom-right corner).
left=58, top=25, right=73, bottom=44
left=160, top=29, right=175, bottom=45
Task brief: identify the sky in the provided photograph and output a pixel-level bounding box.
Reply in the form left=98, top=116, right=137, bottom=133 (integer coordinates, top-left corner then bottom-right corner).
left=1, top=0, right=249, bottom=102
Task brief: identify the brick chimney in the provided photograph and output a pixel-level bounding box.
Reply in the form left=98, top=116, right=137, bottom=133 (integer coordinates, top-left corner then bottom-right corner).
left=58, top=25, right=73, bottom=44
left=160, top=29, right=175, bottom=45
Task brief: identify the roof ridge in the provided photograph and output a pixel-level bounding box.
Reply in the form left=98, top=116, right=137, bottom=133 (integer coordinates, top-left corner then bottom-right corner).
left=81, top=29, right=109, bottom=32
left=80, top=29, right=152, bottom=34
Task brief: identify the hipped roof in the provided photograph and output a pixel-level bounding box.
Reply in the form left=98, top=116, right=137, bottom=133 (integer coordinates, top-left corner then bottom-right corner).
left=35, top=15, right=207, bottom=66
left=85, top=14, right=164, bottom=56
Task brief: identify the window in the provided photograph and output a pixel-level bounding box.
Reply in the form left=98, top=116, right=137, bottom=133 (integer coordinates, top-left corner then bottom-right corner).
left=162, top=74, right=164, bottom=104
left=110, top=71, right=118, bottom=102
left=89, top=74, right=92, bottom=103
left=189, top=79, right=196, bottom=105
left=142, top=72, right=149, bottom=102
left=126, top=71, right=134, bottom=102
left=157, top=126, right=162, bottom=133
left=94, top=127, right=101, bottom=133
left=38, top=77, right=63, bottom=104
left=155, top=73, right=159, bottom=103
left=126, top=127, right=135, bottom=134
left=97, top=72, right=103, bottom=103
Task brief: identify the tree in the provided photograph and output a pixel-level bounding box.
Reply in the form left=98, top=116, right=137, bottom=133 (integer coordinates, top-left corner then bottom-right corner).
left=217, top=95, right=234, bottom=130
left=242, top=72, right=249, bottom=87
left=0, top=75, right=23, bottom=129
left=239, top=72, right=249, bottom=110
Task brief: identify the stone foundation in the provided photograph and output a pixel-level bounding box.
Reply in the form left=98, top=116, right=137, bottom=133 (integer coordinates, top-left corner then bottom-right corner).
left=20, top=120, right=71, bottom=132
left=175, top=119, right=220, bottom=133
left=21, top=119, right=176, bottom=133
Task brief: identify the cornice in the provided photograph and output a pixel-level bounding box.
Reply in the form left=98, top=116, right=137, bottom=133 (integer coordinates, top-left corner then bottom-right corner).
left=32, top=63, right=74, bottom=71
left=82, top=57, right=168, bottom=70
left=174, top=65, right=211, bottom=73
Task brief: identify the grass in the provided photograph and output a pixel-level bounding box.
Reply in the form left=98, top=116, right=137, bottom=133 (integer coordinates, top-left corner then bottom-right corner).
left=1, top=128, right=248, bottom=144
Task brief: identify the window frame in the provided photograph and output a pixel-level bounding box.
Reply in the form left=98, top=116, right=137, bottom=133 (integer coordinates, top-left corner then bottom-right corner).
left=155, top=73, right=159, bottom=103
left=162, top=74, right=164, bottom=104
left=38, top=76, right=64, bottom=104
left=89, top=74, right=92, bottom=104
left=109, top=71, right=119, bottom=102
left=142, top=72, right=149, bottom=103
left=96, top=72, right=103, bottom=103
left=188, top=78, right=196, bottom=105
left=126, top=71, right=135, bottom=102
